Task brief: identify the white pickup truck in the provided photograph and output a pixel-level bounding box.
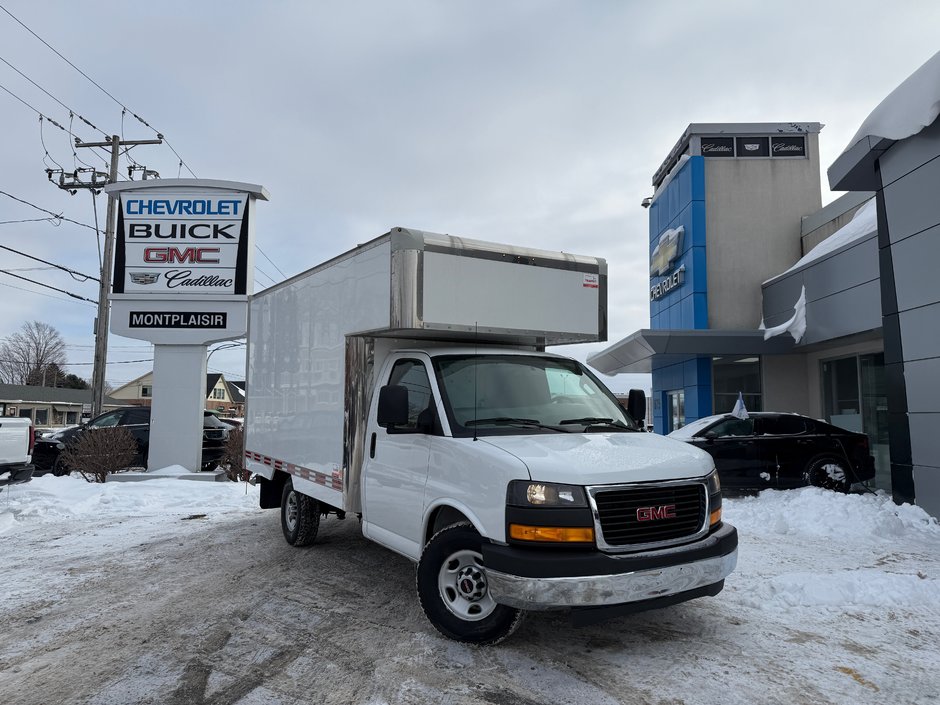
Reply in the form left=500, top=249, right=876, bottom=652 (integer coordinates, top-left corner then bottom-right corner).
left=245, top=229, right=737, bottom=644
left=0, top=417, right=35, bottom=491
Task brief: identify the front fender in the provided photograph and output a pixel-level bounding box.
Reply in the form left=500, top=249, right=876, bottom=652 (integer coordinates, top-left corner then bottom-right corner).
left=423, top=498, right=492, bottom=548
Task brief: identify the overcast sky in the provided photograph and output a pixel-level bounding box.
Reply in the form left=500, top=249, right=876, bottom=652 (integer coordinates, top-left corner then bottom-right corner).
left=1, top=0, right=938, bottom=394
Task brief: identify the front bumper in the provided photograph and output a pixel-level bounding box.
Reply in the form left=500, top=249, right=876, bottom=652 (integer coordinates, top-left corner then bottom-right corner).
left=483, top=523, right=737, bottom=610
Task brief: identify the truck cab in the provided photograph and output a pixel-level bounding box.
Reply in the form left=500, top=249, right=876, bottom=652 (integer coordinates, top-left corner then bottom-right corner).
left=358, top=346, right=735, bottom=642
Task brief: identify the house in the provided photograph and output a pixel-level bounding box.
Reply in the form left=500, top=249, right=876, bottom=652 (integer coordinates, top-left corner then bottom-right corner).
left=109, top=371, right=244, bottom=417
left=0, top=384, right=124, bottom=428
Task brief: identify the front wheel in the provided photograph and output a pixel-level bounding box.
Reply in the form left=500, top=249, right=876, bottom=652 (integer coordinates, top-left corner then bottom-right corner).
left=280, top=478, right=320, bottom=546
left=416, top=522, right=523, bottom=645
left=804, top=457, right=850, bottom=493
left=52, top=455, right=70, bottom=477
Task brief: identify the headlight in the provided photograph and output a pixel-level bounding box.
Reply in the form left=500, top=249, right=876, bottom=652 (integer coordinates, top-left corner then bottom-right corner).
left=705, top=469, right=722, bottom=526
left=507, top=480, right=587, bottom=507
left=705, top=468, right=720, bottom=495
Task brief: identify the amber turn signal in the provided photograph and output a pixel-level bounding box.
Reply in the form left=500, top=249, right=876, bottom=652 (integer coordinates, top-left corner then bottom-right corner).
left=710, top=507, right=722, bottom=526
left=509, top=524, right=595, bottom=543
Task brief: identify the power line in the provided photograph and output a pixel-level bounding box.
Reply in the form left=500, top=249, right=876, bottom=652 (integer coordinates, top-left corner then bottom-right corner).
left=0, top=357, right=154, bottom=366
left=256, top=245, right=288, bottom=279
left=0, top=216, right=59, bottom=225
left=0, top=79, right=67, bottom=131
left=255, top=265, right=276, bottom=285
left=0, top=243, right=99, bottom=282
left=0, top=53, right=107, bottom=137
left=0, top=3, right=197, bottom=178
left=0, top=189, right=98, bottom=231
left=0, top=269, right=96, bottom=303
left=0, top=278, right=91, bottom=307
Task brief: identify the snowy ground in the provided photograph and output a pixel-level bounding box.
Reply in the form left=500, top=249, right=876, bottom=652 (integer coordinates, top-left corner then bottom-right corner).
left=1, top=475, right=938, bottom=705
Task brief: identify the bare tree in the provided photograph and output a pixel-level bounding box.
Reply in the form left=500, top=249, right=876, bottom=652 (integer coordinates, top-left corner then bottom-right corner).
left=0, top=321, right=67, bottom=385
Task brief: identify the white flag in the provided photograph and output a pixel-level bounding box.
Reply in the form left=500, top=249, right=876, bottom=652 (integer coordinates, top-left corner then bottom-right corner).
left=731, top=392, right=749, bottom=420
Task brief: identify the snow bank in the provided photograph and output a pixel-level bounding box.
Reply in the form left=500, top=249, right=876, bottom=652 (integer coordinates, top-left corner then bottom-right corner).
left=726, top=488, right=940, bottom=611
left=0, top=474, right=259, bottom=532
left=727, top=487, right=938, bottom=542
left=747, top=569, right=939, bottom=610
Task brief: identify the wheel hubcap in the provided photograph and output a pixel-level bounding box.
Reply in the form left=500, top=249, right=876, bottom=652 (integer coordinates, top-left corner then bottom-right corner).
left=285, top=491, right=298, bottom=531
left=438, top=549, right=496, bottom=621
left=821, top=463, right=846, bottom=483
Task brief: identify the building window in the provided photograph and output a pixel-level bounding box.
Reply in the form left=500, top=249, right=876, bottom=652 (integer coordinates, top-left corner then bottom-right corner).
left=66, top=411, right=79, bottom=425
left=211, top=387, right=226, bottom=400
left=822, top=352, right=888, bottom=490
left=712, top=356, right=762, bottom=414
left=667, top=390, right=685, bottom=432
left=35, top=408, right=48, bottom=426
left=141, top=385, right=152, bottom=397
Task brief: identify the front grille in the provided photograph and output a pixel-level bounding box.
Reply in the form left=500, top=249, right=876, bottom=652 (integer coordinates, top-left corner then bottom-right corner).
left=592, top=483, right=706, bottom=548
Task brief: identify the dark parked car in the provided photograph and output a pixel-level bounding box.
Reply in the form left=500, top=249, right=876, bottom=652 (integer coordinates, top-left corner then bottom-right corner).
left=33, top=407, right=229, bottom=475
left=668, top=412, right=875, bottom=492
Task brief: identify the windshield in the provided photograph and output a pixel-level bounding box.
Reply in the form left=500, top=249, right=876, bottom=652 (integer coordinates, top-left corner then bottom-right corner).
left=432, top=354, right=639, bottom=437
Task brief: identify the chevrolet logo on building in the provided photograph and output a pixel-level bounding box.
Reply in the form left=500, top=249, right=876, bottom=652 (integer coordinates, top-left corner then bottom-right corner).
left=650, top=226, right=684, bottom=277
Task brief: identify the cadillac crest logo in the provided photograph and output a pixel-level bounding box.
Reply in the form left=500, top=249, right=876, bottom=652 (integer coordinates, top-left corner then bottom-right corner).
left=129, top=272, right=160, bottom=285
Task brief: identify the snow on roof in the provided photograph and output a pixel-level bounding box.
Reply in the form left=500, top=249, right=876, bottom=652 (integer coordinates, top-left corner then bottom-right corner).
left=843, top=49, right=940, bottom=153
left=766, top=197, right=877, bottom=284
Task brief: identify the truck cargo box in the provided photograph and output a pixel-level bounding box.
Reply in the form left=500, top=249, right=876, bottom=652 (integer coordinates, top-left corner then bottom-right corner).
left=245, top=227, right=607, bottom=511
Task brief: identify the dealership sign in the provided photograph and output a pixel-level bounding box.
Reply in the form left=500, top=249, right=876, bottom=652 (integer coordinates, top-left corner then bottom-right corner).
left=113, top=192, right=251, bottom=296
left=650, top=225, right=685, bottom=301
left=104, top=179, right=269, bottom=345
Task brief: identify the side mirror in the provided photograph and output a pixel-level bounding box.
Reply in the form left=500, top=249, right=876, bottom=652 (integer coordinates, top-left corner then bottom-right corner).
left=626, top=389, right=646, bottom=426
left=377, top=385, right=409, bottom=427
left=703, top=431, right=717, bottom=443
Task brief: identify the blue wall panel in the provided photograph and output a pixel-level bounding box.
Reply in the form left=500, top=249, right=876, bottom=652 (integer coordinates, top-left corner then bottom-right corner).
left=649, top=155, right=711, bottom=433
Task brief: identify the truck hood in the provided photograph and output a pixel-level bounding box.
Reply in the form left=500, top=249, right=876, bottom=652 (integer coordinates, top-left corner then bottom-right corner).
left=480, top=432, right=715, bottom=485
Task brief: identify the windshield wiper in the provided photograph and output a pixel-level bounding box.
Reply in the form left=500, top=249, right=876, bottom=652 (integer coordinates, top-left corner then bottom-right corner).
left=465, top=417, right=567, bottom=432
left=559, top=417, right=633, bottom=431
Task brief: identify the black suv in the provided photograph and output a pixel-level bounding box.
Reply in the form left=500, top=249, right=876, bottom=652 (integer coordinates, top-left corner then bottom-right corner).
left=33, top=407, right=229, bottom=475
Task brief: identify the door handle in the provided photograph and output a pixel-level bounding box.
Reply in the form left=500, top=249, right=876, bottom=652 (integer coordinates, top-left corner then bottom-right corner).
left=369, top=432, right=376, bottom=459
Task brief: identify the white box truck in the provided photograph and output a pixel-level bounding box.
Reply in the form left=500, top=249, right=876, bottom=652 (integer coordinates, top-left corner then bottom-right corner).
left=245, top=228, right=737, bottom=644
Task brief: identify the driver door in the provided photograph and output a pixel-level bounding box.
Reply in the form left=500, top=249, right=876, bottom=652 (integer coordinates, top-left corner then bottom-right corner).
left=362, top=356, right=436, bottom=559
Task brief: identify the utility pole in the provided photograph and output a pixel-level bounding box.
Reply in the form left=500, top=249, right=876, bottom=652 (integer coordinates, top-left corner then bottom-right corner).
left=74, top=135, right=163, bottom=417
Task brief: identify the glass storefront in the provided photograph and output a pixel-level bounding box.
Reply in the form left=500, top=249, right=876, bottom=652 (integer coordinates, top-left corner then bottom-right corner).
left=712, top=356, right=762, bottom=414
left=822, top=352, right=889, bottom=490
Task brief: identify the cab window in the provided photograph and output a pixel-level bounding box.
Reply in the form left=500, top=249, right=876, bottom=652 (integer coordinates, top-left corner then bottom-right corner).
left=385, top=359, right=433, bottom=433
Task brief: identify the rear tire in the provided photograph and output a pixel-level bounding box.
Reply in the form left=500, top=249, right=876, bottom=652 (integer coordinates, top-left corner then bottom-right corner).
left=805, top=457, right=850, bottom=493
left=280, top=478, right=320, bottom=546
left=416, top=522, right=524, bottom=645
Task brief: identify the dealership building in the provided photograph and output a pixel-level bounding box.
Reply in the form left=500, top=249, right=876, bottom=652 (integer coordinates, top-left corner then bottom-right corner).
left=590, top=53, right=940, bottom=517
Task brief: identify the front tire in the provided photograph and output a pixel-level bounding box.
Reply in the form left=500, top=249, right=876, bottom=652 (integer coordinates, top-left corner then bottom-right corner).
left=416, top=522, right=524, bottom=645
left=52, top=455, right=69, bottom=477
left=280, top=478, right=320, bottom=546
left=805, top=457, right=850, bottom=493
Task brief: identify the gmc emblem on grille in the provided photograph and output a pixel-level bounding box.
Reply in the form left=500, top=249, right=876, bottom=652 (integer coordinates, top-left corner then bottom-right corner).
left=636, top=504, right=677, bottom=521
